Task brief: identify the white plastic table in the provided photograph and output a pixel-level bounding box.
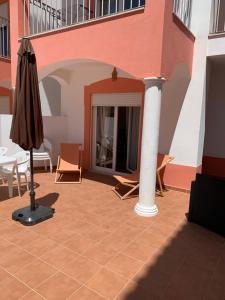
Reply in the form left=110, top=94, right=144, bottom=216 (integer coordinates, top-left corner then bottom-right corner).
left=0, top=156, right=20, bottom=197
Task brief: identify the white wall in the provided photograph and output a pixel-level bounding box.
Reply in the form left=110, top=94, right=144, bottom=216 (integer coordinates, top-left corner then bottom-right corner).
left=0, top=115, right=68, bottom=165
left=0, top=62, right=130, bottom=165
left=39, top=77, right=61, bottom=116
left=204, top=63, right=225, bottom=158
left=160, top=0, right=212, bottom=167
left=61, top=62, right=132, bottom=145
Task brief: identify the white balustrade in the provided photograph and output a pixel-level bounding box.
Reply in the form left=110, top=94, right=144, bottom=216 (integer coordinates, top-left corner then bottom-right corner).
left=173, top=0, right=192, bottom=29
left=23, top=0, right=145, bottom=36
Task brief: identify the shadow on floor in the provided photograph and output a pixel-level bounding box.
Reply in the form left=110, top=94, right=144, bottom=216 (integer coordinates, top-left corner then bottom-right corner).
left=122, top=221, right=225, bottom=300
left=36, top=192, right=59, bottom=207
left=82, top=171, right=117, bottom=187
left=0, top=182, right=38, bottom=202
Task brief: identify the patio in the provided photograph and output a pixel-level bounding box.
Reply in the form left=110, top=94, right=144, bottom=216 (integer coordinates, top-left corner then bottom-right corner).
left=0, top=171, right=224, bottom=300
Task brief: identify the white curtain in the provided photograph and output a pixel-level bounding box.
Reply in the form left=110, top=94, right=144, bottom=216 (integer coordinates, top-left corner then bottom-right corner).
left=98, top=107, right=113, bottom=167
left=174, top=0, right=192, bottom=28
left=210, top=0, right=220, bottom=33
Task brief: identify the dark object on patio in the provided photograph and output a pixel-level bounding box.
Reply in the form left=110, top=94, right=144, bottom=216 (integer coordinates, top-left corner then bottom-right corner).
left=10, top=38, right=54, bottom=226
left=188, top=173, right=225, bottom=237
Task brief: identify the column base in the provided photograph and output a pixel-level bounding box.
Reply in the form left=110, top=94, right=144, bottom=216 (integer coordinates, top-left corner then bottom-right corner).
left=134, top=202, right=158, bottom=217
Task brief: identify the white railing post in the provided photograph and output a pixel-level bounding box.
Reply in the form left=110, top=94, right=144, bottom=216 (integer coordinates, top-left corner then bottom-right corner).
left=95, top=0, right=97, bottom=17
left=71, top=0, right=73, bottom=24
left=24, top=0, right=26, bottom=36
left=82, top=0, right=84, bottom=21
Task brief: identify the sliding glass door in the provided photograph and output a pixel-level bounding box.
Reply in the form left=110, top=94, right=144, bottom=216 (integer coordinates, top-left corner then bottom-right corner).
left=92, top=105, right=140, bottom=174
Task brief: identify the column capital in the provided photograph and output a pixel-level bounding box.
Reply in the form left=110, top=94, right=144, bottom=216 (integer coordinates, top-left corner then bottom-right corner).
left=143, top=77, right=166, bottom=89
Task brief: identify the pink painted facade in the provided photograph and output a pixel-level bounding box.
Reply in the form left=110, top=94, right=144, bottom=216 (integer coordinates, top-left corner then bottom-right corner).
left=0, top=0, right=196, bottom=190
left=7, top=0, right=194, bottom=85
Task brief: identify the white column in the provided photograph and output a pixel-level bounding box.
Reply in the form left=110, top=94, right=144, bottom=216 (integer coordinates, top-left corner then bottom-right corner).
left=135, top=77, right=165, bottom=217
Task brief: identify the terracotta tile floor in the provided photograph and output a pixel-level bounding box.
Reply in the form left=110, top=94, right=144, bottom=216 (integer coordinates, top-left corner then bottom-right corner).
left=0, top=171, right=224, bottom=300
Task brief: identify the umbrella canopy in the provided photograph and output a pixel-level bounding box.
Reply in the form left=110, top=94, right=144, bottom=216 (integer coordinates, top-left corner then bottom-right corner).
left=10, top=38, right=43, bottom=150
left=10, top=39, right=54, bottom=226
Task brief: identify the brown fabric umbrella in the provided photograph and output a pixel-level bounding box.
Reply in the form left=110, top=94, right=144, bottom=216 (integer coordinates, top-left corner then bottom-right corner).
left=11, top=38, right=54, bottom=225
left=10, top=38, right=43, bottom=150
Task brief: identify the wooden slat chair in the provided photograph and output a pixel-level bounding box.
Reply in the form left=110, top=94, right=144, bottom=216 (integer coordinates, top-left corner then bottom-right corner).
left=55, top=143, right=82, bottom=184
left=112, top=154, right=174, bottom=200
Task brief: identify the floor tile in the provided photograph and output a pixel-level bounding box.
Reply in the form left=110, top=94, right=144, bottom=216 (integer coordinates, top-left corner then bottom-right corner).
left=0, top=247, right=36, bottom=274
left=40, top=245, right=79, bottom=269
left=87, top=268, right=128, bottom=299
left=83, top=241, right=118, bottom=265
left=122, top=240, right=159, bottom=262
left=115, top=280, right=159, bottom=300
left=61, top=255, right=101, bottom=283
left=69, top=286, right=106, bottom=299
left=0, top=172, right=223, bottom=300
left=63, top=235, right=94, bottom=254
left=34, top=272, right=81, bottom=300
left=161, top=262, right=212, bottom=300
left=0, top=275, right=30, bottom=299
left=106, top=253, right=143, bottom=279
left=23, top=236, right=58, bottom=256
left=21, top=290, right=45, bottom=299
left=15, top=258, right=57, bottom=288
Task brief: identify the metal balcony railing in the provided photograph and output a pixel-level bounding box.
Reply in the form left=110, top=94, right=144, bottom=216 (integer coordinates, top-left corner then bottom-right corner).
left=173, top=0, right=192, bottom=29
left=23, top=0, right=145, bottom=36
left=0, top=16, right=9, bottom=58
left=209, top=0, right=225, bottom=34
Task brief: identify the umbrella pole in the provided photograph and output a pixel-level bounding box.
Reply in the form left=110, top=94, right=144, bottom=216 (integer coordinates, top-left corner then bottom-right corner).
left=12, top=147, right=54, bottom=225
left=30, top=149, right=36, bottom=211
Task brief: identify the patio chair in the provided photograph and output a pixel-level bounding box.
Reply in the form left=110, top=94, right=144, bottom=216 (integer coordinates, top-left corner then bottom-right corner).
left=55, top=143, right=82, bottom=184
left=0, top=151, right=30, bottom=197
left=0, top=147, right=8, bottom=183
left=112, top=154, right=174, bottom=200
left=33, top=138, right=53, bottom=172
left=0, top=147, right=8, bottom=156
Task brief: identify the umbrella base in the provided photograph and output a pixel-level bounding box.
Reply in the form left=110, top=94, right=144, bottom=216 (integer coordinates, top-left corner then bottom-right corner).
left=12, top=205, right=54, bottom=226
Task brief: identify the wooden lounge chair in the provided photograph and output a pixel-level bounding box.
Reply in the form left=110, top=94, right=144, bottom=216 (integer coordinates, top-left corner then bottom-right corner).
left=112, top=154, right=174, bottom=200
left=55, top=143, right=82, bottom=184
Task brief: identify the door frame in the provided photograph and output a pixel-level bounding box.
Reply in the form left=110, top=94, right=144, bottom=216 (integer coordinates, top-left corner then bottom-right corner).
left=83, top=77, right=145, bottom=170
left=91, top=92, right=142, bottom=174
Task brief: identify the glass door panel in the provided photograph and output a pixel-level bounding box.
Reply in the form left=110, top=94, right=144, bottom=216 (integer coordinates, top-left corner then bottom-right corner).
left=115, top=106, right=140, bottom=173
left=95, top=106, right=114, bottom=169
left=127, top=107, right=140, bottom=171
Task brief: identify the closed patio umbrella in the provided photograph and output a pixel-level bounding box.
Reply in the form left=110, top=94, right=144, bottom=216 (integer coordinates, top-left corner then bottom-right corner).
left=10, top=38, right=54, bottom=225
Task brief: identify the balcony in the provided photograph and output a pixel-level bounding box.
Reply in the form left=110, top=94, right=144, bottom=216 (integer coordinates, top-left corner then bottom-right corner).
left=210, top=0, right=225, bottom=34
left=23, top=0, right=144, bottom=37
left=173, top=0, right=192, bottom=29
left=0, top=16, right=9, bottom=58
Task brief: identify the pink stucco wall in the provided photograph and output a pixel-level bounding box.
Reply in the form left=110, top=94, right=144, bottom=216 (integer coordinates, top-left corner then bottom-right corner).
left=0, top=58, right=11, bottom=83
left=160, top=0, right=195, bottom=79
left=7, top=1, right=194, bottom=86
left=9, top=0, right=167, bottom=86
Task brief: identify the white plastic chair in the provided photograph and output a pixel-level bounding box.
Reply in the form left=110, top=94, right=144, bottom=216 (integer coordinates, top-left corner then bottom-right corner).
left=0, top=147, right=8, bottom=183
left=13, top=151, right=30, bottom=191
left=1, top=151, right=30, bottom=197
left=33, top=138, right=53, bottom=172
left=0, top=147, right=8, bottom=156
left=0, top=159, right=21, bottom=197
